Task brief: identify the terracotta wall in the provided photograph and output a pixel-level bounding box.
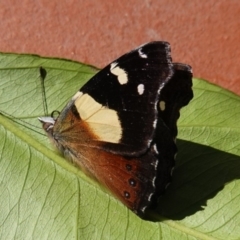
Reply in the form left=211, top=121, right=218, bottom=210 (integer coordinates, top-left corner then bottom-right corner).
left=1, top=1, right=239, bottom=94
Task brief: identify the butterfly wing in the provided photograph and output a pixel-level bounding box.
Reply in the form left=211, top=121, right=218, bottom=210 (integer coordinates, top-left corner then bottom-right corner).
left=39, top=42, right=193, bottom=218
left=152, top=63, right=193, bottom=205
left=71, top=41, right=174, bottom=156
left=158, top=63, right=193, bottom=137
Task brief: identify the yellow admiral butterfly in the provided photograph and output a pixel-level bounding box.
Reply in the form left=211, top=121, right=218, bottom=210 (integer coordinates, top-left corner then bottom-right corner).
left=39, top=41, right=193, bottom=218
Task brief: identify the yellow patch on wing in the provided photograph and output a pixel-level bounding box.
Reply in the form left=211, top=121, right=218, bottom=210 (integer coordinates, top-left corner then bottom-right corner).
left=159, top=101, right=166, bottom=111
left=74, top=93, right=122, bottom=143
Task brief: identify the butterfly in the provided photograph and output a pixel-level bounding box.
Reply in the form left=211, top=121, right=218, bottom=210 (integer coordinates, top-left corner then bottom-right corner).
left=39, top=41, right=193, bottom=218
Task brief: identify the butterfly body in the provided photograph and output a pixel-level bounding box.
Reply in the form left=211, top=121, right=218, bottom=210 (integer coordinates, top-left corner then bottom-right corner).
left=39, top=42, right=193, bottom=218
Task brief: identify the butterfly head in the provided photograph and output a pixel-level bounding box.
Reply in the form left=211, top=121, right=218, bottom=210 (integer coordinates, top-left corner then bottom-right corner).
left=38, top=116, right=55, bottom=134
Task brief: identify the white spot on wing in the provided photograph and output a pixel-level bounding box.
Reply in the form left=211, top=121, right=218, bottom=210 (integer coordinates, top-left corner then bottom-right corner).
left=152, top=176, right=156, bottom=188
left=151, top=160, right=158, bottom=170
left=141, top=206, right=147, bottom=213
left=153, top=144, right=159, bottom=155
left=153, top=119, right=157, bottom=128
left=159, top=101, right=166, bottom=111
left=74, top=93, right=122, bottom=143
left=138, top=48, right=147, bottom=58
left=137, top=84, right=144, bottom=95
left=148, top=193, right=153, bottom=201
left=110, top=62, right=128, bottom=85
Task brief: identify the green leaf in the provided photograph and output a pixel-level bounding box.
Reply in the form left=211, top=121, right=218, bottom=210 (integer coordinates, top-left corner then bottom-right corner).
left=0, top=52, right=240, bottom=240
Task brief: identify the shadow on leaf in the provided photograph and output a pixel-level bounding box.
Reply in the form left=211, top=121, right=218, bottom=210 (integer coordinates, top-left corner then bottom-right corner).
left=155, top=139, right=240, bottom=220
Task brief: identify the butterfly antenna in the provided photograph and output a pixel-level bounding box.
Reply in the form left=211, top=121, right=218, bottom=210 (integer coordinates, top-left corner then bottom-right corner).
left=39, top=67, right=48, bottom=116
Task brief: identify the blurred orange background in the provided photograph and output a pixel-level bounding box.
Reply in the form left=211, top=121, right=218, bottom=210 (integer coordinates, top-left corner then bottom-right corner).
left=1, top=1, right=239, bottom=95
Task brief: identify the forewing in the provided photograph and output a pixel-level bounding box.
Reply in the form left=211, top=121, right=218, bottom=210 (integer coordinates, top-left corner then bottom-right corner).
left=73, top=42, right=174, bottom=156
